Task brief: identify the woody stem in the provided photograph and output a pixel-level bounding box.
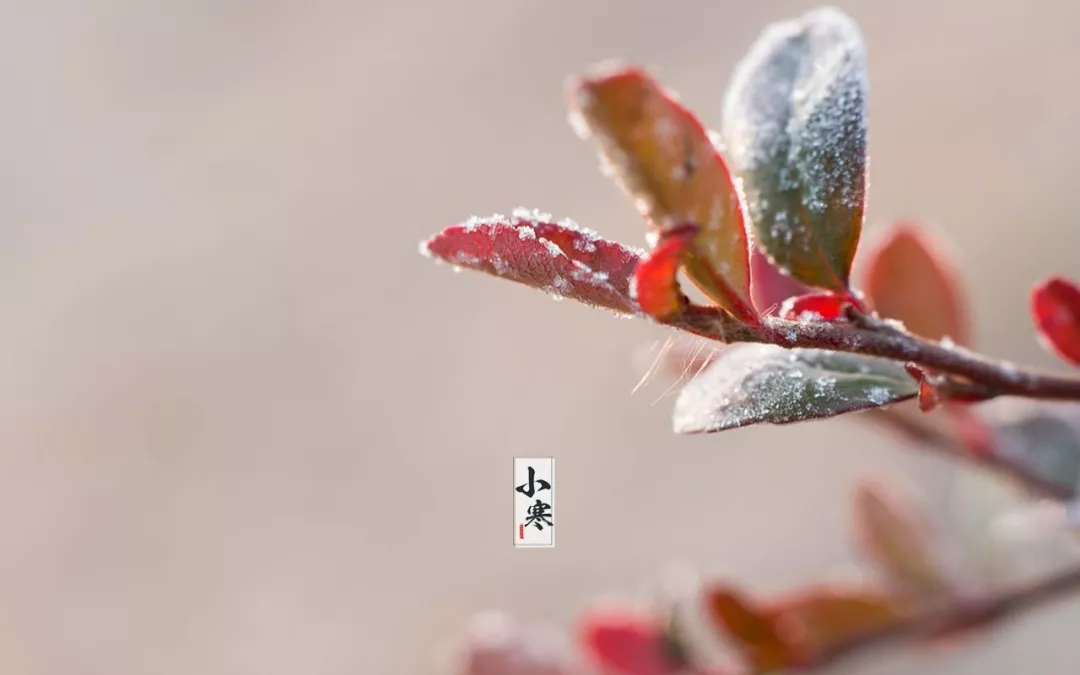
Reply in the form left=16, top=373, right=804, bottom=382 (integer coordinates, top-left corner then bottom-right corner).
left=669, top=306, right=1080, bottom=401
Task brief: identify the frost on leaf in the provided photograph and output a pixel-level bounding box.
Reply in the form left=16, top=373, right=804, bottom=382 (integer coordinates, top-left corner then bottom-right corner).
left=862, top=222, right=970, bottom=345
left=421, top=212, right=642, bottom=315
left=1031, top=275, right=1080, bottom=367
left=722, top=7, right=868, bottom=292
left=567, top=64, right=756, bottom=322
left=672, top=344, right=915, bottom=433
left=854, top=481, right=953, bottom=603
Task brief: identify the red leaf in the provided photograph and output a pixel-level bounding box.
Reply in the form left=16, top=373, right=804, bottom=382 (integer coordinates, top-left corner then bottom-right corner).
left=779, top=292, right=849, bottom=321
left=706, top=586, right=806, bottom=671
left=904, top=363, right=940, bottom=413
left=853, top=481, right=951, bottom=602
left=632, top=224, right=699, bottom=321
left=917, top=378, right=940, bottom=413
left=761, top=586, right=908, bottom=656
left=567, top=64, right=756, bottom=323
left=861, top=222, right=970, bottom=345
left=450, top=612, right=573, bottom=675
left=1031, top=276, right=1080, bottom=366
left=579, top=608, right=681, bottom=675
left=750, top=248, right=812, bottom=315
left=421, top=210, right=643, bottom=315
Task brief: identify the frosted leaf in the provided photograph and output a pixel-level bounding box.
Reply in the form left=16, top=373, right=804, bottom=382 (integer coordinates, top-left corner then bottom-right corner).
left=421, top=212, right=644, bottom=315
left=722, top=7, right=867, bottom=290
left=673, top=344, right=915, bottom=432
left=567, top=63, right=755, bottom=319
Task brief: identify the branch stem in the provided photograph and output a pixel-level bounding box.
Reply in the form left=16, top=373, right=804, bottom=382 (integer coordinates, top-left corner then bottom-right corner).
left=671, top=307, right=1080, bottom=400
left=797, top=562, right=1080, bottom=671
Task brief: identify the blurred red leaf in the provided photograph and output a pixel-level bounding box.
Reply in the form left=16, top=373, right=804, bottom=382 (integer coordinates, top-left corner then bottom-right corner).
left=633, top=224, right=699, bottom=321
left=579, top=607, right=683, bottom=675
left=450, top=612, right=574, bottom=675
left=862, top=222, right=970, bottom=345
left=779, top=292, right=849, bottom=321
left=750, top=247, right=812, bottom=315
left=1031, top=275, right=1080, bottom=367
left=567, top=63, right=756, bottom=322
left=707, top=586, right=805, bottom=671
left=853, top=481, right=951, bottom=601
left=762, top=586, right=908, bottom=656
left=421, top=210, right=642, bottom=315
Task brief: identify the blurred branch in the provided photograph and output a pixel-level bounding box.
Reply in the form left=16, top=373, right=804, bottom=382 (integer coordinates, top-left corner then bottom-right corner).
left=796, top=562, right=1080, bottom=672
left=863, top=408, right=1073, bottom=501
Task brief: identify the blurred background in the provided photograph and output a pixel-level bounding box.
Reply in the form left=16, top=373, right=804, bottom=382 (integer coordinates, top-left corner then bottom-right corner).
left=1, top=0, right=1079, bottom=673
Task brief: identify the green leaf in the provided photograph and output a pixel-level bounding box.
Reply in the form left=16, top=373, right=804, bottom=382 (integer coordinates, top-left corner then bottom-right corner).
left=988, top=401, right=1080, bottom=499
left=673, top=344, right=916, bottom=433
left=721, top=7, right=868, bottom=291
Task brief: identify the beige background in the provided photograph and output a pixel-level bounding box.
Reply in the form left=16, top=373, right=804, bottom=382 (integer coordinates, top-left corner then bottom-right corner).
left=1, top=0, right=1079, bottom=673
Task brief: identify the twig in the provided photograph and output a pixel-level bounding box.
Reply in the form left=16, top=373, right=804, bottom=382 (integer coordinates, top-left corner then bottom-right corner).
left=862, top=408, right=1073, bottom=500
left=669, top=306, right=1080, bottom=400
left=793, top=562, right=1080, bottom=671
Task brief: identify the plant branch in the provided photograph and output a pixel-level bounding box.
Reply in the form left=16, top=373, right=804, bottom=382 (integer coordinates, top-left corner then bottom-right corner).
left=792, top=561, right=1080, bottom=672
left=670, top=306, right=1080, bottom=401
left=862, top=408, right=1073, bottom=501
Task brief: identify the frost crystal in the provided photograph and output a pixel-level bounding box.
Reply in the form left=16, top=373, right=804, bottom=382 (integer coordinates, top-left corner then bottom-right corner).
left=866, top=386, right=890, bottom=405
left=574, top=238, right=597, bottom=253
left=812, top=376, right=836, bottom=397
left=539, top=238, right=565, bottom=259
left=417, top=238, right=434, bottom=259
left=453, top=252, right=482, bottom=266
left=512, top=207, right=554, bottom=224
